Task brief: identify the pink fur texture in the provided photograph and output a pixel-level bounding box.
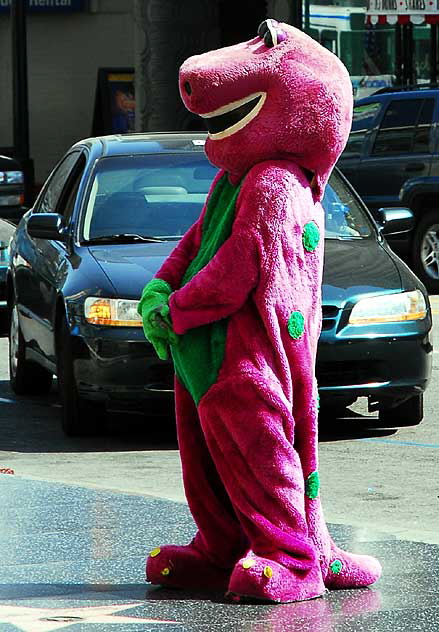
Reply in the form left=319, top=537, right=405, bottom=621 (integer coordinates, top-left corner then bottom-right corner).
left=145, top=22, right=381, bottom=602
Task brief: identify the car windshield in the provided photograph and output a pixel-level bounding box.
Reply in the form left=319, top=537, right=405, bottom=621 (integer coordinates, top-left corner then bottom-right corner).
left=82, top=153, right=218, bottom=242
left=323, top=173, right=373, bottom=239
left=82, top=153, right=373, bottom=242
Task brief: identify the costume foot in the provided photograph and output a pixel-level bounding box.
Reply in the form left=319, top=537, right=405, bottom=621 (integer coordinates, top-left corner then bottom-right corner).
left=146, top=544, right=231, bottom=591
left=325, top=546, right=382, bottom=590
left=227, top=555, right=325, bottom=603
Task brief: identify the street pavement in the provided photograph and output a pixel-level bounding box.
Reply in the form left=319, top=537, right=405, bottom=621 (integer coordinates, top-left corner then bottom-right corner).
left=0, top=297, right=438, bottom=630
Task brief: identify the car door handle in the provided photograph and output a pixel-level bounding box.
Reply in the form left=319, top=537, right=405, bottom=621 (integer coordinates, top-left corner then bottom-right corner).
left=405, top=163, right=425, bottom=172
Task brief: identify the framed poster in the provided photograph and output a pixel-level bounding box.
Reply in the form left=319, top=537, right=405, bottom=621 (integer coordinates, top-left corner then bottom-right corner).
left=92, top=68, right=135, bottom=136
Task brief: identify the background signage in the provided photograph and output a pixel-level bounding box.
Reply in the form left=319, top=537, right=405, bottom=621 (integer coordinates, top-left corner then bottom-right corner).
left=366, top=0, right=439, bottom=23
left=366, top=0, right=439, bottom=15
left=0, top=0, right=87, bottom=13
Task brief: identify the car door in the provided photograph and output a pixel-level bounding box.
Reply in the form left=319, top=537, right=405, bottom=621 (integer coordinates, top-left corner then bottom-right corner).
left=16, top=150, right=86, bottom=363
left=355, top=97, right=434, bottom=214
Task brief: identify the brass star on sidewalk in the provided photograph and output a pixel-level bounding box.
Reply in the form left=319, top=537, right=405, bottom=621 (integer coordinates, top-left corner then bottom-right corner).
left=0, top=602, right=178, bottom=631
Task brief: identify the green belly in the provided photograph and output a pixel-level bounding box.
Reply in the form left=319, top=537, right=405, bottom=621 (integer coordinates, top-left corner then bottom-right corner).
left=171, top=174, right=241, bottom=404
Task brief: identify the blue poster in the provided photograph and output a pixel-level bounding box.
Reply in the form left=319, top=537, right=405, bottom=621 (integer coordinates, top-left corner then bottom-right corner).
left=0, top=0, right=86, bottom=13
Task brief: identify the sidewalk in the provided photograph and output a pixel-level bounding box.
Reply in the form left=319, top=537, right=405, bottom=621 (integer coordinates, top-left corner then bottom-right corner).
left=0, top=474, right=438, bottom=631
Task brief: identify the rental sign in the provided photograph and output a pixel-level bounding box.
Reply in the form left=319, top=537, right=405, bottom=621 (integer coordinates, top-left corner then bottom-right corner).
left=0, top=0, right=86, bottom=12
left=366, top=0, right=439, bottom=23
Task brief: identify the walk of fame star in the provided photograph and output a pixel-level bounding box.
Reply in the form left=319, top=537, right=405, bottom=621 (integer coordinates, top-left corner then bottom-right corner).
left=0, top=602, right=178, bottom=631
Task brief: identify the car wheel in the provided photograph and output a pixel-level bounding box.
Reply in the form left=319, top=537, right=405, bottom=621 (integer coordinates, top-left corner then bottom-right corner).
left=412, top=211, right=439, bottom=292
left=378, top=393, right=423, bottom=427
left=56, top=316, right=106, bottom=437
left=9, top=299, right=53, bottom=395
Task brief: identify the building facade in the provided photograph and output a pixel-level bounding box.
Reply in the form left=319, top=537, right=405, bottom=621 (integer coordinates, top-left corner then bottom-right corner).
left=0, top=0, right=135, bottom=184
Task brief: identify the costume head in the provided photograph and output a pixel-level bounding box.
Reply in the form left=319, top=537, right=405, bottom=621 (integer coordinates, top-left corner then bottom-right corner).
left=179, top=19, right=353, bottom=200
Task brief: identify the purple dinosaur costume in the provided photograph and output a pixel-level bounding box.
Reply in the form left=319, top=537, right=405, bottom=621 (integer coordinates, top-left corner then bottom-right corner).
left=139, top=20, right=382, bottom=603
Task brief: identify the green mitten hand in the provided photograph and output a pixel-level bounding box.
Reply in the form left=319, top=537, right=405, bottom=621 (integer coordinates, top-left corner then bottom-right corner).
left=138, top=278, right=178, bottom=359
left=148, top=305, right=179, bottom=346
left=138, top=278, right=172, bottom=318
left=142, top=314, right=171, bottom=360
left=148, top=333, right=171, bottom=361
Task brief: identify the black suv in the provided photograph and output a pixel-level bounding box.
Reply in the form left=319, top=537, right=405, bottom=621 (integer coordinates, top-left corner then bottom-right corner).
left=337, top=86, right=439, bottom=292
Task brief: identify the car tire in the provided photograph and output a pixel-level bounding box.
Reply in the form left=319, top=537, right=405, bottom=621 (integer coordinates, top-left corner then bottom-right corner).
left=412, top=211, right=439, bottom=292
left=378, top=393, right=423, bottom=427
left=56, top=316, right=106, bottom=437
left=9, top=299, right=53, bottom=396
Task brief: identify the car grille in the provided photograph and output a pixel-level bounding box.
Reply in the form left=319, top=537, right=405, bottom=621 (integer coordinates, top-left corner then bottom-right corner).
left=321, top=304, right=340, bottom=331
left=316, top=360, right=384, bottom=387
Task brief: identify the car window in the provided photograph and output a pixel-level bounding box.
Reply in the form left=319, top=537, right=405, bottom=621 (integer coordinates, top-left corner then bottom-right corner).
left=324, top=173, right=373, bottom=239
left=82, top=153, right=218, bottom=241
left=412, top=99, right=435, bottom=153
left=81, top=153, right=372, bottom=243
left=56, top=153, right=87, bottom=222
left=343, top=102, right=382, bottom=158
left=36, top=151, right=82, bottom=214
left=372, top=98, right=433, bottom=156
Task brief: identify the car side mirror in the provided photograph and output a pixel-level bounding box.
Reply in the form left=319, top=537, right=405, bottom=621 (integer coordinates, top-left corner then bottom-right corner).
left=377, top=207, right=414, bottom=236
left=27, top=213, right=67, bottom=241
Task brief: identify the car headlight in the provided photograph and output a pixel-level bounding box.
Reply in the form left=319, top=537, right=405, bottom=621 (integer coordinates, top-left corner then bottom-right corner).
left=349, top=290, right=427, bottom=325
left=0, top=170, right=24, bottom=184
left=84, top=297, right=142, bottom=326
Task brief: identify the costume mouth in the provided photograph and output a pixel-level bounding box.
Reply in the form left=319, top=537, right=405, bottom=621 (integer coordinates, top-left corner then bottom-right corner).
left=200, top=92, right=266, bottom=140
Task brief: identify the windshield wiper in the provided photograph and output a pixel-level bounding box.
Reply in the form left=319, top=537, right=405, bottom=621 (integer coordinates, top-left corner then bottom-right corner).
left=85, top=233, right=164, bottom=244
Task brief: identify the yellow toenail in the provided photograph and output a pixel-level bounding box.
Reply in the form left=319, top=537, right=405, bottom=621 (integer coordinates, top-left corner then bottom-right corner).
left=263, top=565, right=273, bottom=579
left=161, top=567, right=171, bottom=576
left=150, top=547, right=161, bottom=558
left=242, top=558, right=256, bottom=569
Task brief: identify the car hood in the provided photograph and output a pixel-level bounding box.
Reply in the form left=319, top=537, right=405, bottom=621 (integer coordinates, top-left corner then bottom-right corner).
left=88, top=238, right=402, bottom=305
left=88, top=242, right=178, bottom=298
left=323, top=238, right=402, bottom=308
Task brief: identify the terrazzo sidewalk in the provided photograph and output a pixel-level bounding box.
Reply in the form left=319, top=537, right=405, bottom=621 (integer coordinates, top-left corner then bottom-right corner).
left=0, top=475, right=438, bottom=631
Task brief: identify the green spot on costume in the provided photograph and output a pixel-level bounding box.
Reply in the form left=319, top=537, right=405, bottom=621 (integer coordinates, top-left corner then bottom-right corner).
left=330, top=559, right=343, bottom=574
left=302, top=221, right=320, bottom=252
left=287, top=311, right=305, bottom=340
left=306, top=470, right=320, bottom=499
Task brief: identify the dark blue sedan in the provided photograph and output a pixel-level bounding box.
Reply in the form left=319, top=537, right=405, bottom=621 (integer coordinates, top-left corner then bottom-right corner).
left=6, top=133, right=432, bottom=435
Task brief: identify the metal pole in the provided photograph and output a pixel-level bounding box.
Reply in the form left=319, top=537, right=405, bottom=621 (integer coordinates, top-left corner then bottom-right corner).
left=402, top=23, right=411, bottom=86
left=395, top=23, right=402, bottom=86
left=304, top=0, right=310, bottom=33
left=430, top=23, right=438, bottom=87
left=290, top=0, right=303, bottom=30
left=406, top=22, right=414, bottom=85
left=11, top=0, right=34, bottom=206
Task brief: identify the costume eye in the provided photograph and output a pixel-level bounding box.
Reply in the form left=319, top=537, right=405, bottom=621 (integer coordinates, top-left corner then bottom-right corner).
left=257, top=19, right=286, bottom=48
left=264, top=30, right=275, bottom=48
left=257, top=20, right=271, bottom=38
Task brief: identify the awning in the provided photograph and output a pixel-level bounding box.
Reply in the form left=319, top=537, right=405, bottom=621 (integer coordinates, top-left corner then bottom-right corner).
left=366, top=0, right=439, bottom=24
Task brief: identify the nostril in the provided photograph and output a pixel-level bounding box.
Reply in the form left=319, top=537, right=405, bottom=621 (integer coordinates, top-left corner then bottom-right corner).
left=184, top=81, right=192, bottom=96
